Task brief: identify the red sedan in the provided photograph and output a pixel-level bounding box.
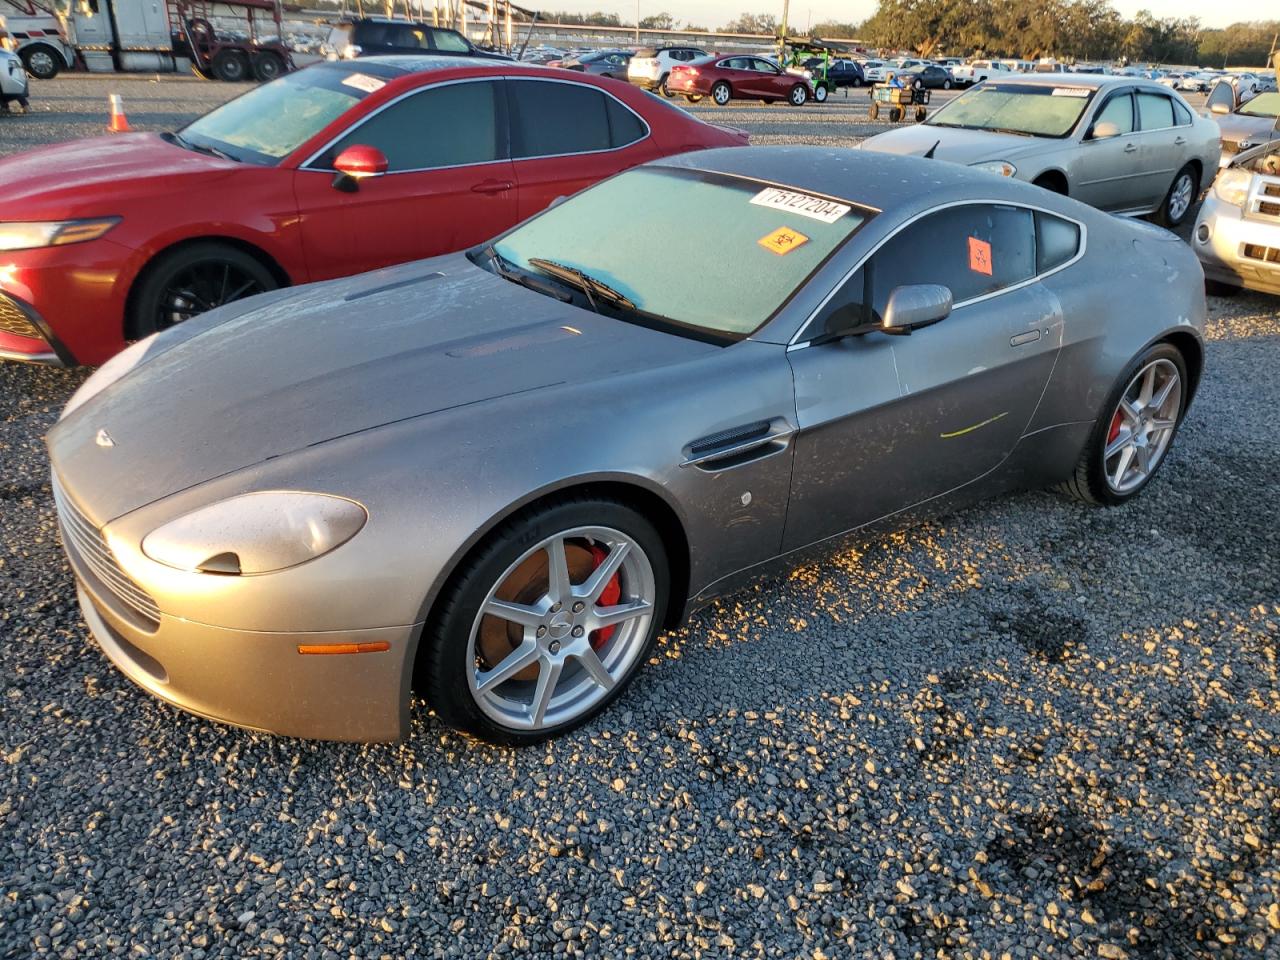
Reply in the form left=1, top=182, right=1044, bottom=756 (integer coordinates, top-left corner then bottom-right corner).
left=0, top=57, right=746, bottom=365
left=667, top=55, right=813, bottom=107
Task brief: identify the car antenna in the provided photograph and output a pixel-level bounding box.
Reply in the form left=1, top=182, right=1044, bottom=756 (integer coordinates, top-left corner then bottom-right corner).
left=922, top=140, right=940, bottom=159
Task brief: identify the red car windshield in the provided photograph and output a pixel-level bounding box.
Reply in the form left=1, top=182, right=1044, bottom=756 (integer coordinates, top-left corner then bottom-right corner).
left=179, top=63, right=388, bottom=165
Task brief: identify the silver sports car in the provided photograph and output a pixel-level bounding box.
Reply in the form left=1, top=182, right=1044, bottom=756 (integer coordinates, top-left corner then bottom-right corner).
left=48, top=147, right=1207, bottom=745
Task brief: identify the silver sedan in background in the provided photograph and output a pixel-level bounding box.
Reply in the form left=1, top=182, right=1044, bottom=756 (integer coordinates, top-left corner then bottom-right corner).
left=861, top=75, right=1219, bottom=227
left=48, top=148, right=1206, bottom=746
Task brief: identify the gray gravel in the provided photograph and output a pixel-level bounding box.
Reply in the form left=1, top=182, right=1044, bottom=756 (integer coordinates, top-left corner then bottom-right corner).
left=2, top=76, right=1279, bottom=959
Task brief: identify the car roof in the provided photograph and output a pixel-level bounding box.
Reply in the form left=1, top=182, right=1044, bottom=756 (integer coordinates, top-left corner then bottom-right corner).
left=320, top=55, right=528, bottom=77
left=652, top=145, right=1046, bottom=216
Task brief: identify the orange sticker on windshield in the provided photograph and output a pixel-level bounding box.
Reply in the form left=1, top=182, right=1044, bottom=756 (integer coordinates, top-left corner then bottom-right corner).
left=758, top=227, right=809, bottom=256
left=968, top=236, right=993, bottom=275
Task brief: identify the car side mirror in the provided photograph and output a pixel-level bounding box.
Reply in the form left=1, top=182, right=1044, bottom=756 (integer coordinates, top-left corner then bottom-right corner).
left=331, top=144, right=389, bottom=192
left=882, top=284, right=952, bottom=335
left=1210, top=102, right=1230, bottom=115
left=1090, top=120, right=1122, bottom=140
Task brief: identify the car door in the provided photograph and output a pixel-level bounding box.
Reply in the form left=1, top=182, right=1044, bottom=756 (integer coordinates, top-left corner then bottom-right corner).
left=1074, top=90, right=1147, bottom=212
left=752, top=58, right=790, bottom=98
left=292, top=78, right=516, bottom=279
left=1133, top=90, right=1185, bottom=205
left=782, top=203, right=1064, bottom=550
left=506, top=77, right=656, bottom=220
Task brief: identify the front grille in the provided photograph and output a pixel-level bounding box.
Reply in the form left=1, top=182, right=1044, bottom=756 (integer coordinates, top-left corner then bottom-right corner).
left=1221, top=140, right=1241, bottom=155
left=1259, top=201, right=1280, bottom=217
left=1243, top=244, right=1280, bottom=264
left=52, top=473, right=161, bottom=629
left=0, top=293, right=41, bottom=340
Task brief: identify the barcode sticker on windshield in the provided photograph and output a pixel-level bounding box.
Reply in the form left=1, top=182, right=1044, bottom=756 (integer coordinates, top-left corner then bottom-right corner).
left=750, top=188, right=851, bottom=224
left=342, top=73, right=386, bottom=94
left=1051, top=87, right=1090, bottom=97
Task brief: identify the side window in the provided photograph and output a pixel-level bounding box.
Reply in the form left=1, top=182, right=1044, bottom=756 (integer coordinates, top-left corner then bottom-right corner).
left=1172, top=98, right=1192, bottom=125
left=751, top=58, right=775, bottom=72
left=1136, top=92, right=1175, bottom=131
left=431, top=29, right=470, bottom=53
left=604, top=96, right=646, bottom=147
left=1093, top=93, right=1133, bottom=135
left=868, top=205, right=1036, bottom=316
left=1034, top=211, right=1080, bottom=273
left=318, top=81, right=502, bottom=171
left=509, top=79, right=611, bottom=157
left=399, top=26, right=430, bottom=49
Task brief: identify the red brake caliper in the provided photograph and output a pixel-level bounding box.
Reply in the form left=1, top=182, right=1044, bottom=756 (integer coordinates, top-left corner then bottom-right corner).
left=588, top=544, right=621, bottom=649
left=1107, top=409, right=1124, bottom=445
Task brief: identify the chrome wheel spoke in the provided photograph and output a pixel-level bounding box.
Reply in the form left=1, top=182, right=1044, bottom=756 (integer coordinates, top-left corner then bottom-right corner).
left=545, top=537, right=572, bottom=604
left=483, top=597, right=543, bottom=628
left=1111, top=445, right=1136, bottom=487
left=476, top=641, right=541, bottom=693
left=1119, top=398, right=1143, bottom=425
left=530, top=658, right=563, bottom=726
left=577, top=542, right=630, bottom=602
left=575, top=645, right=615, bottom=691
left=1138, top=365, right=1157, bottom=406
left=1150, top=375, right=1178, bottom=414
left=1104, top=431, right=1131, bottom=459
left=592, top=599, right=652, bottom=630
left=1134, top=442, right=1152, bottom=477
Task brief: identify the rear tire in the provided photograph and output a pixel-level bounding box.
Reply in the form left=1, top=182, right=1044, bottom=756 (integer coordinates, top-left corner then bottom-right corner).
left=1153, top=163, right=1198, bottom=228
left=684, top=94, right=703, bottom=103
left=942, top=78, right=952, bottom=89
left=658, top=73, right=673, bottom=97
left=888, top=105, right=903, bottom=122
left=251, top=50, right=284, bottom=82
left=212, top=49, right=250, bottom=82
left=422, top=496, right=669, bottom=745
left=1057, top=343, right=1189, bottom=506
left=711, top=81, right=731, bottom=106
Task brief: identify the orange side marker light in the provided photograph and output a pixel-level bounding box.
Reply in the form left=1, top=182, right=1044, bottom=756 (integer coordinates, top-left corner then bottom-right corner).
left=296, top=641, right=391, bottom=656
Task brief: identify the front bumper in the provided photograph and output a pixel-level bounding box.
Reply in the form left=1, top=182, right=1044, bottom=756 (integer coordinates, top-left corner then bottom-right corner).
left=1194, top=193, right=1280, bottom=296
left=0, top=238, right=138, bottom=366
left=61, top=497, right=419, bottom=742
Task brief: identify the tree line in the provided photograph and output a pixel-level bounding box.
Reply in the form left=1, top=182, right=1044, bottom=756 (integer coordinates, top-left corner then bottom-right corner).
left=543, top=3, right=1278, bottom=67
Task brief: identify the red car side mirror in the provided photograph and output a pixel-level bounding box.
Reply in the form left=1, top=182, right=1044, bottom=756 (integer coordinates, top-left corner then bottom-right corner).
left=331, top=145, right=388, bottom=192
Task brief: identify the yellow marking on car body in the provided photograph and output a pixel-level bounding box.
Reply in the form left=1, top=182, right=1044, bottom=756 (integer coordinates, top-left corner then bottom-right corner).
left=940, top=411, right=1009, bottom=439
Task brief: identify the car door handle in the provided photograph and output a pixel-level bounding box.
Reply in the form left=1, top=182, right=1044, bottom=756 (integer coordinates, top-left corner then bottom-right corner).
left=1010, top=329, right=1041, bottom=347
left=1174, top=136, right=1187, bottom=145
left=1123, top=143, right=1138, bottom=153
left=471, top=179, right=514, bottom=194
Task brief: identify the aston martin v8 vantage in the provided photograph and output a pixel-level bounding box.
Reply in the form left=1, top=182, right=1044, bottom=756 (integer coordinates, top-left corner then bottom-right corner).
left=48, top=147, right=1206, bottom=745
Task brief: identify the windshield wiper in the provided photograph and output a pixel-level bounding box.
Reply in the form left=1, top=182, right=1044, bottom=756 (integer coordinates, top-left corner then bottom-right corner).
left=164, top=131, right=236, bottom=161
left=479, top=245, right=572, bottom=302
left=527, top=258, right=635, bottom=313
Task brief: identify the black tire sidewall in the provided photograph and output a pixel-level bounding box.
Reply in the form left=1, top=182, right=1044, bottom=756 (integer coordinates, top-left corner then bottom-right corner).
left=212, top=51, right=249, bottom=82
left=1084, top=342, right=1189, bottom=505
left=1157, top=164, right=1197, bottom=227
left=251, top=52, right=283, bottom=82
left=128, top=242, right=277, bottom=339
left=712, top=82, right=730, bottom=105
left=424, top=498, right=670, bottom=745
left=22, top=46, right=60, bottom=79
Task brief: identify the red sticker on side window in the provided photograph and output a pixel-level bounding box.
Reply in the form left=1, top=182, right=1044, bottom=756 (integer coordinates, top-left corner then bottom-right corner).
left=968, top=236, right=993, bottom=276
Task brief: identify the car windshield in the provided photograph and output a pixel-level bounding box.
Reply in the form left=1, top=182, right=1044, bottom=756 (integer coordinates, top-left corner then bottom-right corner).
left=926, top=82, right=1096, bottom=137
left=1240, top=92, right=1280, bottom=118
left=491, top=167, right=869, bottom=341
left=180, top=63, right=378, bottom=165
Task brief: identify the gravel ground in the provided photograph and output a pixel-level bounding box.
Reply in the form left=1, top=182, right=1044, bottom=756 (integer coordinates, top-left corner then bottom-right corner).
left=2, top=76, right=1278, bottom=960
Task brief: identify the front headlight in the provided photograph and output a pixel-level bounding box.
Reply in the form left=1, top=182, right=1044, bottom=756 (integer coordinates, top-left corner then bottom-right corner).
left=0, top=218, right=121, bottom=252
left=341, top=44, right=361, bottom=59
left=142, top=492, right=367, bottom=575
left=1212, top=168, right=1252, bottom=207
left=971, top=160, right=1017, bottom=177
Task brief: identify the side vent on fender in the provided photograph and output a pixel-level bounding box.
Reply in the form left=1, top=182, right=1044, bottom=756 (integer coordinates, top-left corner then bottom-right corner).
left=682, top=418, right=795, bottom=472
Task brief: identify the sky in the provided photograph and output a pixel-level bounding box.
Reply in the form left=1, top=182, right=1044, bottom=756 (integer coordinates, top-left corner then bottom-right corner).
left=567, top=0, right=1246, bottom=33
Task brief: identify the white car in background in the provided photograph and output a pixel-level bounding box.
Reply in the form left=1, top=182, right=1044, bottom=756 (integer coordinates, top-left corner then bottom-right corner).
left=951, top=59, right=1012, bottom=86
left=1, top=26, right=30, bottom=113
left=860, top=59, right=887, bottom=82
left=626, top=44, right=707, bottom=96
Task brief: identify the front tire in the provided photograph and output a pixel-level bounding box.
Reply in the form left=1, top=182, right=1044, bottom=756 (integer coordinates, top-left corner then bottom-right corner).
left=1153, top=164, right=1198, bottom=228
left=422, top=497, right=669, bottom=745
left=127, top=241, right=277, bottom=339
left=658, top=73, right=673, bottom=97
left=1058, top=343, right=1189, bottom=506
left=789, top=84, right=809, bottom=106
left=21, top=45, right=60, bottom=80
left=711, top=81, right=731, bottom=106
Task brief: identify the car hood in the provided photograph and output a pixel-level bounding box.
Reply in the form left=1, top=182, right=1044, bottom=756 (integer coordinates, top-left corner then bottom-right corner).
left=861, top=124, right=1050, bottom=165
left=48, top=255, right=716, bottom=523
left=0, top=133, right=236, bottom=215
left=1214, top=112, right=1280, bottom=144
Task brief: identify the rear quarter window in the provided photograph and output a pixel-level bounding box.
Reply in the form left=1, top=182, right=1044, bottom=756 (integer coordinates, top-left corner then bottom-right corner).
left=1035, top=211, right=1081, bottom=273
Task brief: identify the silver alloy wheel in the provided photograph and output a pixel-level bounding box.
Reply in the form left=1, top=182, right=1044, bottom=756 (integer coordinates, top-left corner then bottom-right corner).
left=1104, top=358, right=1182, bottom=494
left=1167, top=172, right=1194, bottom=222
left=713, top=83, right=731, bottom=105
left=790, top=85, right=807, bottom=105
left=814, top=84, right=828, bottom=102
left=466, top=526, right=656, bottom=731
left=26, top=49, right=56, bottom=77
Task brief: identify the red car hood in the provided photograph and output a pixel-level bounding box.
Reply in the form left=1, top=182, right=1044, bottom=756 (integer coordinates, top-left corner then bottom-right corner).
left=0, top=133, right=238, bottom=217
